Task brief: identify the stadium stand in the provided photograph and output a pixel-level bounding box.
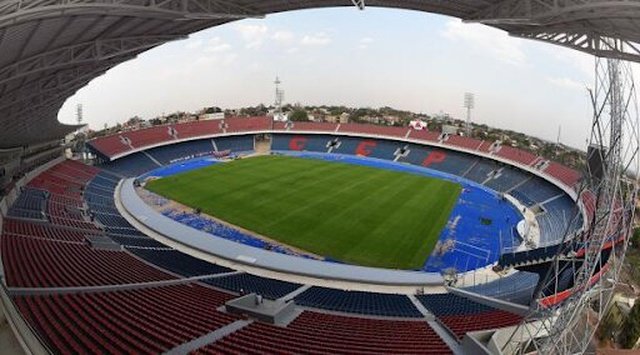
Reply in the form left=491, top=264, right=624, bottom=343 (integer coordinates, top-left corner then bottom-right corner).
left=127, top=248, right=233, bottom=277
left=544, top=161, right=582, bottom=188
left=294, top=286, right=422, bottom=318
left=511, top=178, right=564, bottom=205
left=537, top=195, right=582, bottom=246
left=107, top=234, right=168, bottom=248
left=484, top=167, right=530, bottom=192
left=175, top=120, right=223, bottom=139
left=213, top=135, right=255, bottom=152
left=330, top=136, right=403, bottom=160
left=2, top=218, right=89, bottom=242
left=142, top=139, right=214, bottom=165
left=224, top=117, right=271, bottom=133
left=14, top=284, right=238, bottom=353
left=498, top=242, right=572, bottom=268
left=462, top=272, right=539, bottom=305
left=6, top=188, right=47, bottom=220
left=463, top=159, right=499, bottom=184
left=202, top=273, right=301, bottom=300
left=408, top=129, right=441, bottom=142
left=195, top=311, right=452, bottom=354
left=3, top=128, right=586, bottom=353
left=1, top=234, right=174, bottom=287
left=581, top=190, right=597, bottom=225
left=272, top=134, right=331, bottom=153
left=338, top=123, right=410, bottom=138
left=477, top=140, right=494, bottom=153
left=128, top=126, right=176, bottom=150
left=445, top=135, right=485, bottom=151
left=100, top=153, right=160, bottom=177
left=87, top=134, right=133, bottom=159
left=276, top=121, right=340, bottom=132
left=86, top=118, right=582, bottom=193
left=401, top=144, right=478, bottom=176
left=417, top=293, right=523, bottom=339
left=494, top=145, right=539, bottom=166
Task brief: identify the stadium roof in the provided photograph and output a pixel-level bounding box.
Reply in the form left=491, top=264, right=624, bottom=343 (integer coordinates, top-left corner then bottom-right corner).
left=1, top=0, right=640, bottom=148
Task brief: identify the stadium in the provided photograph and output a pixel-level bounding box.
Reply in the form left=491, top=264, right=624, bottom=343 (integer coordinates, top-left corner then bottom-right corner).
left=0, top=2, right=638, bottom=355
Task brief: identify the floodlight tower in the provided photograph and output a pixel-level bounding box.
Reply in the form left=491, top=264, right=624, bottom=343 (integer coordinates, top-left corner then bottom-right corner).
left=464, top=92, right=475, bottom=136
left=274, top=76, right=285, bottom=121
left=504, top=43, right=640, bottom=355
left=76, top=104, right=84, bottom=125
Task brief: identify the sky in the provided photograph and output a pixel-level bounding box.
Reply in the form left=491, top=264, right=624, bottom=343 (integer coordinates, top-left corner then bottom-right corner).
left=56, top=7, right=627, bottom=150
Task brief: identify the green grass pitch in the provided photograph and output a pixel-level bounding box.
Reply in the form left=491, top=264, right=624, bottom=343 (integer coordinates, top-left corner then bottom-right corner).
left=146, top=155, right=461, bottom=270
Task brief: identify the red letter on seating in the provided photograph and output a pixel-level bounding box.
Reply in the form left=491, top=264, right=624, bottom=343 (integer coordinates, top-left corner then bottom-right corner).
left=356, top=140, right=377, bottom=156
left=289, top=136, right=307, bottom=151
left=422, top=150, right=446, bottom=167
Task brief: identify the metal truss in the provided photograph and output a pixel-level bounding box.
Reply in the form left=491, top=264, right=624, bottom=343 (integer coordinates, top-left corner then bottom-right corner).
left=351, top=0, right=365, bottom=10
left=466, top=0, right=640, bottom=26
left=465, top=0, right=640, bottom=62
left=502, top=42, right=640, bottom=354
left=511, top=29, right=640, bottom=63
left=0, top=0, right=263, bottom=28
left=0, top=60, right=126, bottom=145
left=0, top=58, right=130, bottom=113
left=0, top=35, right=184, bottom=87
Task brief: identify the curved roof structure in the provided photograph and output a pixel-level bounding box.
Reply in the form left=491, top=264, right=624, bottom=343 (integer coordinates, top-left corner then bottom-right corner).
left=1, top=0, right=639, bottom=148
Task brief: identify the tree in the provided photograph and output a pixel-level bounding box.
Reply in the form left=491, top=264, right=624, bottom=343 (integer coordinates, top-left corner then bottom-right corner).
left=632, top=227, right=640, bottom=250
left=126, top=116, right=144, bottom=126
left=204, top=106, right=222, bottom=114
left=621, top=300, right=640, bottom=348
left=289, top=109, right=309, bottom=122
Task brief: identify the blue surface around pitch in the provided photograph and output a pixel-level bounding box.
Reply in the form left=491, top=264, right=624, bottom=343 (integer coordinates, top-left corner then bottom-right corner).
left=139, top=157, right=221, bottom=179
left=147, top=151, right=524, bottom=273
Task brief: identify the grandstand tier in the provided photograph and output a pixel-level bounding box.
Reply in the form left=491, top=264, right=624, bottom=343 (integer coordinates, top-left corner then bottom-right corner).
left=0, top=120, right=591, bottom=354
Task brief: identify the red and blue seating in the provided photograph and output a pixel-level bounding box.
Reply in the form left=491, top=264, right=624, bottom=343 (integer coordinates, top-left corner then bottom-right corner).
left=417, top=293, right=522, bottom=339
left=338, top=123, right=410, bottom=138
left=294, top=286, right=422, bottom=318
left=14, top=284, right=238, bottom=353
left=203, top=273, right=301, bottom=300
left=1, top=233, right=175, bottom=288
left=196, top=311, right=452, bottom=354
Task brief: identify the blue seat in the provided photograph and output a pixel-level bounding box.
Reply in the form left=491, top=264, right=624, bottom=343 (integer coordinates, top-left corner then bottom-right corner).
left=416, top=293, right=497, bottom=317
left=295, top=286, right=422, bottom=318
left=145, top=139, right=214, bottom=165
left=214, top=135, right=254, bottom=152
left=464, top=159, right=498, bottom=184
left=128, top=248, right=233, bottom=277
left=512, top=178, right=563, bottom=205
left=100, top=153, right=160, bottom=177
left=203, top=273, right=301, bottom=300
left=536, top=195, right=582, bottom=246
left=462, top=271, right=539, bottom=305
left=485, top=167, right=529, bottom=192
left=272, top=134, right=332, bottom=153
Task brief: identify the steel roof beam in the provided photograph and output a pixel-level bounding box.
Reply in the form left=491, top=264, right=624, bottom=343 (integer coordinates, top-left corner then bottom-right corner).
left=511, top=29, right=640, bottom=62
left=0, top=35, right=184, bottom=87
left=0, top=0, right=264, bottom=28
left=0, top=60, right=126, bottom=118
left=463, top=1, right=640, bottom=62
left=466, top=0, right=640, bottom=26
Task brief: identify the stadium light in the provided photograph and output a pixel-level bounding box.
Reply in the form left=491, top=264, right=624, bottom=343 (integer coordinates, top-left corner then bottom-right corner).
left=464, top=92, right=475, bottom=136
